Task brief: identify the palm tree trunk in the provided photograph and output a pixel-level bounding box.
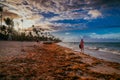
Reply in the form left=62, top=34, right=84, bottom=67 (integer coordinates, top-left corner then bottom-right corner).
left=8, top=25, right=12, bottom=40
left=0, top=12, right=2, bottom=26
left=0, top=6, right=3, bottom=26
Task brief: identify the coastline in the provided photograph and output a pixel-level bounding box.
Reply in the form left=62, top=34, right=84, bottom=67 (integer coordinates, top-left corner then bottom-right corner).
left=58, top=42, right=120, bottom=64
left=0, top=41, right=120, bottom=79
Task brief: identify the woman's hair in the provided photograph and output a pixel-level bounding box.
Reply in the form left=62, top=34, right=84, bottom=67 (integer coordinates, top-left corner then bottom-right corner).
left=81, top=39, right=83, bottom=42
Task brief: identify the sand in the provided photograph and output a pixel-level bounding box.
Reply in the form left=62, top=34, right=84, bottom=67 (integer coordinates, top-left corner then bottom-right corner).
left=0, top=41, right=120, bottom=80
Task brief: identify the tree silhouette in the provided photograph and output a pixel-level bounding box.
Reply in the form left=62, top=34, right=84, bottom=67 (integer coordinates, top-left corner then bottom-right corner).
left=32, top=25, right=39, bottom=37
left=21, top=19, right=23, bottom=31
left=4, top=17, right=14, bottom=32
left=28, top=31, right=33, bottom=37
left=0, top=25, right=7, bottom=35
left=4, top=17, right=14, bottom=40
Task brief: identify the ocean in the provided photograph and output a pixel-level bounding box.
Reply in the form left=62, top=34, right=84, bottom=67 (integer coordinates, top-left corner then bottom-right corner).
left=58, top=42, right=120, bottom=63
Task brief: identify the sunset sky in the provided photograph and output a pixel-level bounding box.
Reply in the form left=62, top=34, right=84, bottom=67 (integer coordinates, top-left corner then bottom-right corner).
left=0, top=0, right=120, bottom=42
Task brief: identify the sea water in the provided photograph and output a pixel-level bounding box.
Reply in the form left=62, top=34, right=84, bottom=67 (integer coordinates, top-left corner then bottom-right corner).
left=58, top=42, right=120, bottom=63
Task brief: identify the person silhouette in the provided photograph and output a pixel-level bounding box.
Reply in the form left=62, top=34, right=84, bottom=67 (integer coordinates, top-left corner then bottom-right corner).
left=79, top=39, right=84, bottom=53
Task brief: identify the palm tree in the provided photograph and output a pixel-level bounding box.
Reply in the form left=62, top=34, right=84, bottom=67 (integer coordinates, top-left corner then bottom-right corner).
left=29, top=31, right=32, bottom=37
left=4, top=17, right=14, bottom=40
left=1, top=25, right=6, bottom=35
left=32, top=25, right=39, bottom=37
left=20, top=19, right=24, bottom=51
left=0, top=6, right=3, bottom=26
left=21, top=19, right=23, bottom=31
left=4, top=17, right=13, bottom=32
left=4, top=17, right=12, bottom=26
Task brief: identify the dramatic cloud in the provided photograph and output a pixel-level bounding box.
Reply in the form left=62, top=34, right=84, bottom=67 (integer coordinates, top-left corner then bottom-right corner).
left=88, top=10, right=102, bottom=19
left=0, top=0, right=120, bottom=40
left=3, top=10, right=20, bottom=19
left=0, top=0, right=120, bottom=32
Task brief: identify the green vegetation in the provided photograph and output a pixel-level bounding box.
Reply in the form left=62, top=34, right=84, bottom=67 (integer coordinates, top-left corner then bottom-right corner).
left=0, top=6, right=61, bottom=42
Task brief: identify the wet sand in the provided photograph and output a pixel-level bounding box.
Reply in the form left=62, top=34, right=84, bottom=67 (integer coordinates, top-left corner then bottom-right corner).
left=0, top=41, right=120, bottom=80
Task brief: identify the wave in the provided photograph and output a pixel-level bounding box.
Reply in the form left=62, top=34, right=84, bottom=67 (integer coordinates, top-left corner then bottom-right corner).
left=58, top=42, right=120, bottom=55
left=86, top=46, right=120, bottom=55
left=86, top=46, right=99, bottom=50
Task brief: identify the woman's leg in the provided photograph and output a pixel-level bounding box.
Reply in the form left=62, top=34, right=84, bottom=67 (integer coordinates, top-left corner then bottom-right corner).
left=81, top=49, right=83, bottom=53
left=83, top=48, right=84, bottom=53
left=81, top=48, right=84, bottom=53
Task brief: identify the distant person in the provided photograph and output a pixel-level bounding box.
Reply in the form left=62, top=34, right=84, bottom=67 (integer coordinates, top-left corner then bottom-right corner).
left=36, top=39, right=39, bottom=43
left=34, top=38, right=39, bottom=47
left=79, top=39, right=84, bottom=53
left=36, top=38, right=40, bottom=44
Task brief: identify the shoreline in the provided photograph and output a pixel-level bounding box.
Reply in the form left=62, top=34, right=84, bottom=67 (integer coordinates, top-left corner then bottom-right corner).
left=0, top=41, right=120, bottom=79
left=58, top=42, right=120, bottom=64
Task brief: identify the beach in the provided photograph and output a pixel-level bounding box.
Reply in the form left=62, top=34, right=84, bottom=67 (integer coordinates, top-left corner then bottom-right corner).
left=58, top=42, right=120, bottom=63
left=0, top=41, right=120, bottom=80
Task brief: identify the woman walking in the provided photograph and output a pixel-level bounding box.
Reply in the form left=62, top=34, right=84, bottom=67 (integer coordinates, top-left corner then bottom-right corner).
left=79, top=39, right=84, bottom=53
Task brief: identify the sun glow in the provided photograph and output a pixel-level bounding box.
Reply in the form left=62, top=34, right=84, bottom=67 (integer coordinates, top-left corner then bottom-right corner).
left=13, top=18, right=35, bottom=30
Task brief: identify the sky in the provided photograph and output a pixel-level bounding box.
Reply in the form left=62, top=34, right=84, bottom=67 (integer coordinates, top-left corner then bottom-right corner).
left=0, top=0, right=120, bottom=42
